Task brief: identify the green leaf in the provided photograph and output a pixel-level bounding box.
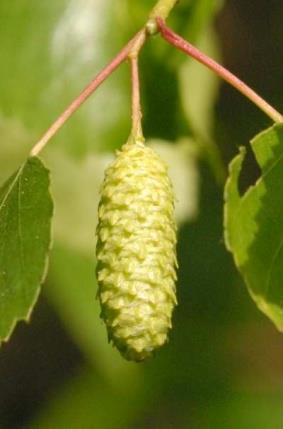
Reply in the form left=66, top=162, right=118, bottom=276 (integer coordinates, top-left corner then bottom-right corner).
left=0, top=156, right=53, bottom=342
left=224, top=123, right=283, bottom=330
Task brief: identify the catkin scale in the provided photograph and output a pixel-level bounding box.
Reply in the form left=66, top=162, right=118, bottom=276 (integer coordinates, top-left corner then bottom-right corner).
left=96, top=137, right=177, bottom=361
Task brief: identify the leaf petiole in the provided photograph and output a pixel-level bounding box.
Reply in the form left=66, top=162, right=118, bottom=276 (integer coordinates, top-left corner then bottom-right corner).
left=157, top=18, right=283, bottom=124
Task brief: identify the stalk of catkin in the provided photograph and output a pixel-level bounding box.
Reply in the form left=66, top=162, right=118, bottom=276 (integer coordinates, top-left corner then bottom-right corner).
left=96, top=136, right=177, bottom=361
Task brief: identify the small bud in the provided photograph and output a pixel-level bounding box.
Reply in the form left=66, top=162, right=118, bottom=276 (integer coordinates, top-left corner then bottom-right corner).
left=146, top=19, right=159, bottom=36
left=96, top=137, right=177, bottom=362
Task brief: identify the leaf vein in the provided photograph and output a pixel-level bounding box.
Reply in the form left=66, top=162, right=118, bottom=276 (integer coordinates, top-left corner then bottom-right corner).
left=0, top=165, right=24, bottom=213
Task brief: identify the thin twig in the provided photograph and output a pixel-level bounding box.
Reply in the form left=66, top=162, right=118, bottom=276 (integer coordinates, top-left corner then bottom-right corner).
left=128, top=31, right=146, bottom=139
left=30, top=29, right=146, bottom=157
left=129, top=55, right=143, bottom=139
left=157, top=18, right=283, bottom=124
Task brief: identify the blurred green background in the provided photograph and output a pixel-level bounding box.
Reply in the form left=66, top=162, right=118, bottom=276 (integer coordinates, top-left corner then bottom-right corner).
left=0, top=0, right=283, bottom=428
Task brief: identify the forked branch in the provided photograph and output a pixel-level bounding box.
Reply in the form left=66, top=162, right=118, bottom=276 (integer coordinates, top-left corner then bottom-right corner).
left=31, top=29, right=146, bottom=157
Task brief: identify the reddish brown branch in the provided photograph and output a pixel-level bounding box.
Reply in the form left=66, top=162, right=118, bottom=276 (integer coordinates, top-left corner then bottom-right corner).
left=157, top=18, right=283, bottom=123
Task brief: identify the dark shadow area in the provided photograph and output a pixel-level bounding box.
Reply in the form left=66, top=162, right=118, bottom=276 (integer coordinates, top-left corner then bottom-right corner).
left=0, top=297, right=83, bottom=429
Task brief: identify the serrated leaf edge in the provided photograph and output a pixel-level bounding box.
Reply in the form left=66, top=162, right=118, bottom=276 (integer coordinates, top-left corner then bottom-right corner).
left=0, top=157, right=54, bottom=344
left=224, top=124, right=283, bottom=332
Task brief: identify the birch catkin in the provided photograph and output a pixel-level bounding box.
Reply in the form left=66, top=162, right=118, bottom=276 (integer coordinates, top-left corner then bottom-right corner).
left=96, top=137, right=177, bottom=361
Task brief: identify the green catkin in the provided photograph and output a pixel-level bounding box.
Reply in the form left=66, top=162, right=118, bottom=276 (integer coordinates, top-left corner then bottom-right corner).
left=96, top=136, right=177, bottom=361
